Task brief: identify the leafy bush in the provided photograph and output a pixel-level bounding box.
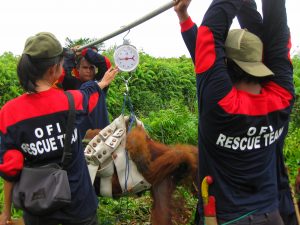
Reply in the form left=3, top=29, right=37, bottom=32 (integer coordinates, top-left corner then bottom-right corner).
left=284, top=125, right=300, bottom=183
left=0, top=50, right=198, bottom=222
left=142, top=100, right=198, bottom=145
left=1, top=52, right=300, bottom=224
left=293, top=56, right=300, bottom=96
left=0, top=53, right=23, bottom=107
left=105, top=53, right=197, bottom=119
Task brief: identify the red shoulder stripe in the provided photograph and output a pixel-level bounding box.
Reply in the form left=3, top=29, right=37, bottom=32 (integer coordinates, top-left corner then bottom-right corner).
left=180, top=16, right=195, bottom=32
left=81, top=48, right=88, bottom=56
left=88, top=92, right=99, bottom=113
left=0, top=150, right=24, bottom=177
left=0, top=89, right=83, bottom=134
left=104, top=56, right=111, bottom=69
left=218, top=82, right=293, bottom=116
left=195, top=26, right=216, bottom=74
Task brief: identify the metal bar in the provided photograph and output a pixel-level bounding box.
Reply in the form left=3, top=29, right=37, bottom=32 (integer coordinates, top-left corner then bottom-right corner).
left=77, top=0, right=176, bottom=51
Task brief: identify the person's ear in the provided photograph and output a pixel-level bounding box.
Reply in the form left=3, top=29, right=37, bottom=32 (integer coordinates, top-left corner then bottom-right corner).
left=48, top=64, right=60, bottom=76
left=48, top=65, right=55, bottom=75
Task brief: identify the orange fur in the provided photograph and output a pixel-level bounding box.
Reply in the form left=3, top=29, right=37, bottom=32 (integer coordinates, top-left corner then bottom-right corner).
left=123, top=126, right=198, bottom=225
left=84, top=129, right=100, bottom=140
left=126, top=126, right=152, bottom=174
left=84, top=126, right=199, bottom=225
left=146, top=144, right=198, bottom=185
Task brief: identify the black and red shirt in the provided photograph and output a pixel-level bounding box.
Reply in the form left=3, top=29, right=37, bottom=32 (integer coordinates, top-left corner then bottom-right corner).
left=61, top=48, right=112, bottom=136
left=180, top=0, right=294, bottom=221
left=0, top=81, right=102, bottom=220
left=62, top=48, right=112, bottom=90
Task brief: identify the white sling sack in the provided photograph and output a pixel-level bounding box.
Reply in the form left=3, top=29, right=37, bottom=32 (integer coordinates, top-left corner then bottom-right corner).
left=84, top=114, right=151, bottom=197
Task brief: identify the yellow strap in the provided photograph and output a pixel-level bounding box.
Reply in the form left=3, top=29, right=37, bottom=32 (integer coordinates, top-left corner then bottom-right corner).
left=201, top=176, right=209, bottom=205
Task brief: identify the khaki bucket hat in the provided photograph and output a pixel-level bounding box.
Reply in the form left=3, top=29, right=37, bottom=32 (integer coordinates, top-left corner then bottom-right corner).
left=225, top=29, right=274, bottom=77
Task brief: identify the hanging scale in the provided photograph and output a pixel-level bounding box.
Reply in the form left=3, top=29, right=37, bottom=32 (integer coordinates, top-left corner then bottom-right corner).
left=113, top=30, right=139, bottom=72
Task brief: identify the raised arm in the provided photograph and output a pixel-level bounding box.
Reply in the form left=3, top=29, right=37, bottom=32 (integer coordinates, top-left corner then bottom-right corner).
left=61, top=49, right=81, bottom=90
left=174, top=0, right=197, bottom=63
left=81, top=48, right=112, bottom=81
left=237, top=0, right=263, bottom=39
left=195, top=0, right=244, bottom=112
left=262, top=0, right=294, bottom=94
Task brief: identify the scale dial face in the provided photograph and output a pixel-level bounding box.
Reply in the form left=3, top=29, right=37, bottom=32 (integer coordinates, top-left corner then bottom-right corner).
left=114, top=44, right=139, bottom=72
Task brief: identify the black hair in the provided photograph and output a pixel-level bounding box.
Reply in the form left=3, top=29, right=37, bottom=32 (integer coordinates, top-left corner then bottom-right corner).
left=75, top=55, right=85, bottom=69
left=17, top=54, right=63, bottom=93
left=226, top=58, right=270, bottom=84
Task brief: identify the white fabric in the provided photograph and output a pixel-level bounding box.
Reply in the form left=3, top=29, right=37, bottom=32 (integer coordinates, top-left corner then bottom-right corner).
left=84, top=114, right=151, bottom=197
left=87, top=164, right=98, bottom=184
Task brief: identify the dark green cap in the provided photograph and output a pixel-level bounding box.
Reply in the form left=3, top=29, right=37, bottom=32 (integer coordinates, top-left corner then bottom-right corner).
left=23, top=32, right=63, bottom=59
left=225, top=29, right=274, bottom=77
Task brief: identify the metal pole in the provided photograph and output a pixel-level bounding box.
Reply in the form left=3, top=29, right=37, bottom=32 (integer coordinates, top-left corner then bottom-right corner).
left=77, top=0, right=176, bottom=51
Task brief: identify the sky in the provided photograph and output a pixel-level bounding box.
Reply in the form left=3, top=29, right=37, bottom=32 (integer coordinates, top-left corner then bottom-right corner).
left=0, top=0, right=299, bottom=58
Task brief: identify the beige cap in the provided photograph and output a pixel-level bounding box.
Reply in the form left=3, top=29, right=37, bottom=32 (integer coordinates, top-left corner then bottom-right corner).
left=225, top=29, right=274, bottom=77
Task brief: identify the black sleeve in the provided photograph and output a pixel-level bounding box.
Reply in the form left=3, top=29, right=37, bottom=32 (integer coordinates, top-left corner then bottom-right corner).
left=195, top=0, right=243, bottom=113
left=182, top=25, right=198, bottom=63
left=61, top=49, right=81, bottom=90
left=61, top=74, right=81, bottom=90
left=237, top=0, right=263, bottom=39
left=262, top=0, right=294, bottom=94
left=180, top=17, right=198, bottom=64
left=63, top=48, right=76, bottom=75
left=83, top=49, right=111, bottom=81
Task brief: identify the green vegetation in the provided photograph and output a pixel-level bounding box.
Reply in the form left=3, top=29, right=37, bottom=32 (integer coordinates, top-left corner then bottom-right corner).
left=0, top=52, right=22, bottom=107
left=0, top=51, right=300, bottom=224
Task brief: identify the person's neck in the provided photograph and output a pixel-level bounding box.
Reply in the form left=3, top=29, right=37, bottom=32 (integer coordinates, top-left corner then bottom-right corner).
left=35, top=79, right=53, bottom=92
left=235, top=81, right=262, bottom=94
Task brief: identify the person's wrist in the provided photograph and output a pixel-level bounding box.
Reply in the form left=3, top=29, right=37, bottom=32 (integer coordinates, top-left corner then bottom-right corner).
left=98, top=81, right=107, bottom=89
left=177, top=12, right=189, bottom=23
